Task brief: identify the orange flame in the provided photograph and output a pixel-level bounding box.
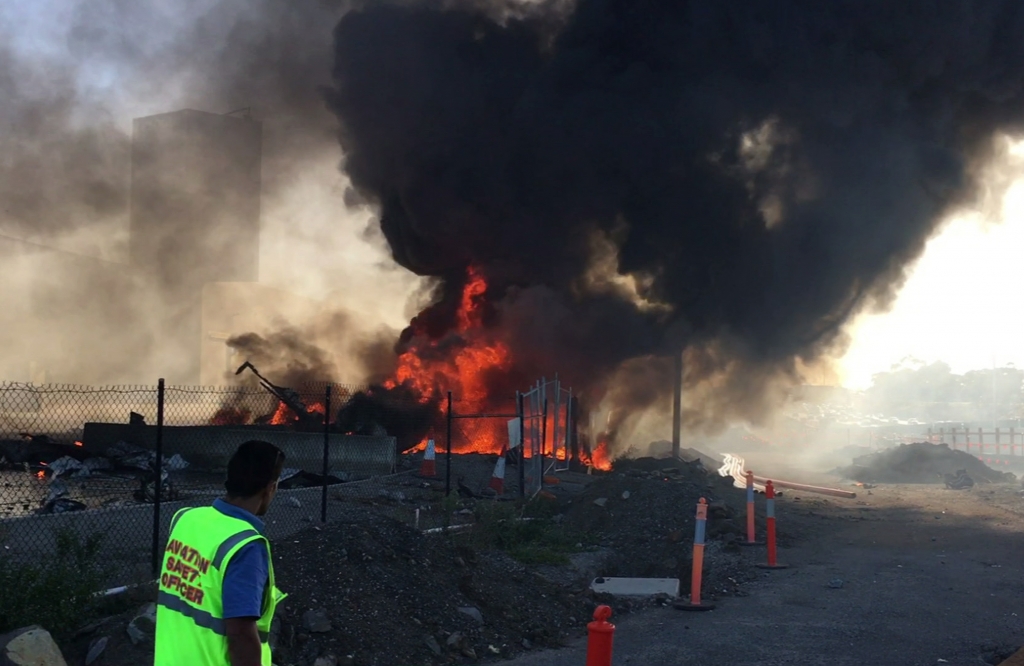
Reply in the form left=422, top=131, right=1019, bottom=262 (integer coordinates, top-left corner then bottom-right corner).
left=579, top=441, right=613, bottom=471
left=74, top=440, right=83, bottom=447
left=387, top=267, right=512, bottom=454
left=269, top=402, right=292, bottom=425
left=36, top=470, right=45, bottom=479
left=268, top=401, right=327, bottom=426
left=210, top=406, right=252, bottom=426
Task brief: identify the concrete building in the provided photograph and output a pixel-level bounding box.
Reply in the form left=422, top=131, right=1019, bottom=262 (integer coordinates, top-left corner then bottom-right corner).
left=129, top=109, right=263, bottom=384
left=0, top=108, right=321, bottom=386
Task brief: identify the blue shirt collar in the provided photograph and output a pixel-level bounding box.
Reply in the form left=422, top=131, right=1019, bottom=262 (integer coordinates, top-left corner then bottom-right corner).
left=213, top=498, right=265, bottom=534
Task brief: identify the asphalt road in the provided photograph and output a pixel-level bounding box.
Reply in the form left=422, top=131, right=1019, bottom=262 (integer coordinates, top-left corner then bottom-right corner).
left=502, top=483, right=1024, bottom=666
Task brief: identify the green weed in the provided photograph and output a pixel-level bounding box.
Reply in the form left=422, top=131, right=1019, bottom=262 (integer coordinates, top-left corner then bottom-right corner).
left=0, top=529, right=108, bottom=637
left=463, top=500, right=593, bottom=565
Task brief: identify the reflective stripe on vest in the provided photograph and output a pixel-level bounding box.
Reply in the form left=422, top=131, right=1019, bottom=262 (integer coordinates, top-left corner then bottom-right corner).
left=154, top=506, right=279, bottom=666
left=213, top=529, right=261, bottom=569
left=157, top=590, right=227, bottom=635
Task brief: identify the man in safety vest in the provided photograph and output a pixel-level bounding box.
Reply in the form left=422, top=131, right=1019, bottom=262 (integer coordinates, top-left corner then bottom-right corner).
left=155, top=440, right=287, bottom=666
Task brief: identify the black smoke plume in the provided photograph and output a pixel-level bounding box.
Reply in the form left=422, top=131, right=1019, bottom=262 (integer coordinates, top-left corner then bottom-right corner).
left=333, top=383, right=442, bottom=447
left=228, top=328, right=336, bottom=388
left=324, top=0, right=1024, bottom=439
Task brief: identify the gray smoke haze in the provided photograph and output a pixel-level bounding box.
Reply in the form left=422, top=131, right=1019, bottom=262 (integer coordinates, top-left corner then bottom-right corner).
left=0, top=1, right=422, bottom=385
left=226, top=312, right=397, bottom=389
left=0, top=0, right=347, bottom=239
left=324, top=0, right=1024, bottom=441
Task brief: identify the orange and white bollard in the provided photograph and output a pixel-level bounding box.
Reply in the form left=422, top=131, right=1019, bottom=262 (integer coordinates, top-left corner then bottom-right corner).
left=586, top=605, right=615, bottom=666
left=756, top=481, right=789, bottom=570
left=419, top=439, right=437, bottom=478
left=675, top=497, right=716, bottom=611
left=740, top=470, right=763, bottom=546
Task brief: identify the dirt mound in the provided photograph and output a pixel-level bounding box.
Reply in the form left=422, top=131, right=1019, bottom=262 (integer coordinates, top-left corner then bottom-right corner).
left=837, top=442, right=1017, bottom=485
left=560, top=458, right=756, bottom=596
left=270, top=515, right=595, bottom=666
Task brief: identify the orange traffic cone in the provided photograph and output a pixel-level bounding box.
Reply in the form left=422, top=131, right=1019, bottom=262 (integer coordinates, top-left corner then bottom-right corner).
left=489, top=450, right=506, bottom=495
left=419, top=439, right=437, bottom=478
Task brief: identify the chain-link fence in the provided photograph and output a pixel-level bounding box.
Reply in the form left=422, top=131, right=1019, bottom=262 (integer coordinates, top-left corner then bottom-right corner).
left=0, top=378, right=584, bottom=585
left=0, top=380, right=424, bottom=587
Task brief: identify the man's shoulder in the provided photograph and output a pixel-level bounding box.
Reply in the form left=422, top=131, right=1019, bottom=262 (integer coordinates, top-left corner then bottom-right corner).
left=224, top=540, right=269, bottom=578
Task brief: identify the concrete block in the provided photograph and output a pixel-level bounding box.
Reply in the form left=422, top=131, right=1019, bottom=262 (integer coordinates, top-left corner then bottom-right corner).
left=590, top=577, right=680, bottom=597
left=0, top=625, right=68, bottom=666
left=83, top=423, right=395, bottom=474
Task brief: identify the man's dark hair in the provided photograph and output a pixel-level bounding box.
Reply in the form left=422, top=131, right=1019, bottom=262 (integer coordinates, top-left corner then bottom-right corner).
left=225, top=440, right=285, bottom=498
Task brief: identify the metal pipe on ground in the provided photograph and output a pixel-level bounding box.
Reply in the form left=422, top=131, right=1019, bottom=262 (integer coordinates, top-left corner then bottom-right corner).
left=751, top=475, right=857, bottom=499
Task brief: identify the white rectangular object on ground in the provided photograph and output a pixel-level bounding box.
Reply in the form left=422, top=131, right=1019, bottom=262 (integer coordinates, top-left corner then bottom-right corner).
left=507, top=418, right=521, bottom=449
left=590, top=577, right=680, bottom=597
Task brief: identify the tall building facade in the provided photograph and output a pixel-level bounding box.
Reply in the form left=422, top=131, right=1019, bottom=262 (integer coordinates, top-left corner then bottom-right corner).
left=129, top=109, right=262, bottom=383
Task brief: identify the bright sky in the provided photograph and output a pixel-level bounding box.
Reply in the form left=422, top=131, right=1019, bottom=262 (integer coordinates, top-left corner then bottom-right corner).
left=838, top=141, right=1024, bottom=388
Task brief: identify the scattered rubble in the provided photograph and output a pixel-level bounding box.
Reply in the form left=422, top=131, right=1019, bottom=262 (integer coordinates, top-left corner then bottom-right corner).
left=944, top=470, right=975, bottom=490
left=559, top=457, right=752, bottom=595
left=0, top=625, right=68, bottom=666
left=47, top=456, right=84, bottom=477
left=302, top=610, right=332, bottom=634
left=269, top=514, right=597, bottom=666
left=125, top=603, right=156, bottom=646
left=39, top=498, right=87, bottom=514
left=836, top=443, right=1016, bottom=485
left=85, top=636, right=108, bottom=665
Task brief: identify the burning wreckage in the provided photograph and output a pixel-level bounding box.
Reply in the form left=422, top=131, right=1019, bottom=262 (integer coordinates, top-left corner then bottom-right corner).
left=0, top=365, right=409, bottom=517
left=0, top=356, right=595, bottom=518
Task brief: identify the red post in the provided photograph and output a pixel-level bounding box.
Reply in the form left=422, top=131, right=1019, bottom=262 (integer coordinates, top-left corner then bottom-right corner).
left=586, top=605, right=614, bottom=666
left=757, top=481, right=789, bottom=570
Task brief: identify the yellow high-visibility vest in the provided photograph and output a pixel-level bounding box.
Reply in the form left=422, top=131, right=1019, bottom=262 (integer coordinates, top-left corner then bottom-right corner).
left=154, top=506, right=285, bottom=665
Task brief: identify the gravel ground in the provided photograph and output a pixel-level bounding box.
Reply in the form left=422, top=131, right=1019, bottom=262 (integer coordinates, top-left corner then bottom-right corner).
left=557, top=457, right=755, bottom=597
left=499, top=482, right=1024, bottom=666
left=60, top=455, right=1024, bottom=666
left=60, top=454, right=760, bottom=666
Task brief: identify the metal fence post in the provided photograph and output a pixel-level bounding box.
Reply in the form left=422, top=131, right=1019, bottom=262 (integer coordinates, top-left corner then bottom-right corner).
left=672, top=348, right=683, bottom=459
left=540, top=397, right=548, bottom=482
left=151, top=378, right=165, bottom=578
left=446, top=391, right=453, bottom=497
left=321, top=384, right=332, bottom=523
left=517, top=392, right=525, bottom=499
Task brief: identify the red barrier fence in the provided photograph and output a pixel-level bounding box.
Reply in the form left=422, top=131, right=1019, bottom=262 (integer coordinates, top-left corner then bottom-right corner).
left=926, top=427, right=1024, bottom=458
